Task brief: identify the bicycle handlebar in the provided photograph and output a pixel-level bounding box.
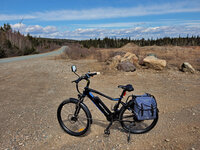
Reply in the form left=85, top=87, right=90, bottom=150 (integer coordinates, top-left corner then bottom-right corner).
left=72, top=72, right=100, bottom=83
left=72, top=72, right=100, bottom=94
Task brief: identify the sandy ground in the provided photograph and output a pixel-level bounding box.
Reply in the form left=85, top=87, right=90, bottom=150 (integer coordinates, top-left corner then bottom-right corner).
left=0, top=54, right=200, bottom=150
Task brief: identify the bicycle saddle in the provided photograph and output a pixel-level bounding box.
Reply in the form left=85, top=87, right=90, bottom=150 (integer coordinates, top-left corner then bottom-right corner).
left=118, top=84, right=134, bottom=92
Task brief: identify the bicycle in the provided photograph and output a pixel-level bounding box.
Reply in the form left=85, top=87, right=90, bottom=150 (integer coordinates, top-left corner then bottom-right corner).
left=57, top=65, right=158, bottom=141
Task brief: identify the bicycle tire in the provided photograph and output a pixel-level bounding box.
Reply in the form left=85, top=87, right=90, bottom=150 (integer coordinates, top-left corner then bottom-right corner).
left=57, top=98, right=91, bottom=136
left=119, top=106, right=158, bottom=134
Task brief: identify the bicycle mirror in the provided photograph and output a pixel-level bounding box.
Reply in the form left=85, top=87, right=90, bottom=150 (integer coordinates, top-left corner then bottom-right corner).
left=71, top=65, right=77, bottom=72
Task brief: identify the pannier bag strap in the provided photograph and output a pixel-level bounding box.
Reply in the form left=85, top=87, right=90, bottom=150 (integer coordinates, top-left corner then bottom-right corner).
left=151, top=104, right=154, bottom=116
left=146, top=93, right=151, bottom=97
left=141, top=104, right=144, bottom=116
left=132, top=95, right=136, bottom=99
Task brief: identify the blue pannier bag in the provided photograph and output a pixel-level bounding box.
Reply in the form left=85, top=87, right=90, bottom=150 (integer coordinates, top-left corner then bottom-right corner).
left=134, top=93, right=157, bottom=120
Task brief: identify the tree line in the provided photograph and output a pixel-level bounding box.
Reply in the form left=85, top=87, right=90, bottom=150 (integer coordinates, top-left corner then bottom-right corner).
left=79, top=36, right=200, bottom=49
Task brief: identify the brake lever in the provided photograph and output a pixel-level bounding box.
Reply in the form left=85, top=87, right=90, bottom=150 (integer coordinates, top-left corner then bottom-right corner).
left=71, top=80, right=76, bottom=83
left=71, top=78, right=80, bottom=83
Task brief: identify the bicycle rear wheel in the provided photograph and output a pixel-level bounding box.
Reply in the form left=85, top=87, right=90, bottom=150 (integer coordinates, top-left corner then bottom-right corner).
left=119, top=106, right=158, bottom=134
left=57, top=98, right=91, bottom=136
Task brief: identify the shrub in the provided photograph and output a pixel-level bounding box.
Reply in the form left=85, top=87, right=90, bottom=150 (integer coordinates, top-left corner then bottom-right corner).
left=0, top=46, right=6, bottom=58
left=23, top=47, right=36, bottom=55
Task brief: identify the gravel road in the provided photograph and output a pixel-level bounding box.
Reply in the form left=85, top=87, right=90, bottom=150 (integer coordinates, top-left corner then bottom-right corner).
left=0, top=46, right=67, bottom=64
left=0, top=52, right=199, bottom=150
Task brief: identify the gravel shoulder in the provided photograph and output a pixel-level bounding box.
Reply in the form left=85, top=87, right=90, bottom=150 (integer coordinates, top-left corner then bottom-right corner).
left=0, top=55, right=199, bottom=150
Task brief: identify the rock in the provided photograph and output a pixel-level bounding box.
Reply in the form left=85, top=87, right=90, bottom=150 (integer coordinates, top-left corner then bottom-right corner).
left=121, top=52, right=139, bottom=67
left=108, top=52, right=139, bottom=70
left=117, top=61, right=136, bottom=72
left=143, top=56, right=167, bottom=70
left=180, top=62, right=195, bottom=73
left=18, top=142, right=24, bottom=146
left=107, top=55, right=122, bottom=69
left=165, top=139, right=170, bottom=142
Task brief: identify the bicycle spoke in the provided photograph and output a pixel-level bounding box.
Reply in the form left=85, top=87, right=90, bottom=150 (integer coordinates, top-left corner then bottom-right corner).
left=123, top=114, right=134, bottom=118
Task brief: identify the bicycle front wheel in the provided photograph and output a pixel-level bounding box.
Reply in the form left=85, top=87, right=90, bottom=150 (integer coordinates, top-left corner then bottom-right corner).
left=119, top=106, right=158, bottom=134
left=57, top=98, right=91, bottom=136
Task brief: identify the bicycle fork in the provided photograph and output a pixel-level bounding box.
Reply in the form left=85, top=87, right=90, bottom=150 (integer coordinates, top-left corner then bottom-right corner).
left=74, top=105, right=81, bottom=117
left=74, top=94, right=85, bottom=117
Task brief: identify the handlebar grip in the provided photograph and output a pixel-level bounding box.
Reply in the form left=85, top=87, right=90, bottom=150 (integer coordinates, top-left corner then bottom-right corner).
left=89, top=72, right=100, bottom=76
left=72, top=72, right=100, bottom=84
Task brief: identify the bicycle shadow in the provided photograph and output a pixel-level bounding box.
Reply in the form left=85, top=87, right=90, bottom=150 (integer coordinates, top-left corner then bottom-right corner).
left=88, top=118, right=152, bottom=135
left=90, top=118, right=125, bottom=132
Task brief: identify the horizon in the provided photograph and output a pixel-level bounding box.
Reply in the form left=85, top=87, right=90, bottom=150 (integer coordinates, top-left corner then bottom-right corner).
left=1, top=0, right=200, bottom=40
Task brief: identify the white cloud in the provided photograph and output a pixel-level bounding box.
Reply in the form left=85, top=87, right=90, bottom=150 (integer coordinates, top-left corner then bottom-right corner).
left=11, top=23, right=26, bottom=30
left=183, top=22, right=200, bottom=28
left=0, top=14, right=35, bottom=21
left=1, top=1, right=200, bottom=21
left=82, top=22, right=146, bottom=28
left=24, top=25, right=57, bottom=34
left=25, top=25, right=43, bottom=33
left=33, top=3, right=200, bottom=21
left=10, top=23, right=200, bottom=40
left=56, top=25, right=200, bottom=40
left=11, top=23, right=58, bottom=35
left=34, top=1, right=200, bottom=21
left=43, top=26, right=57, bottom=33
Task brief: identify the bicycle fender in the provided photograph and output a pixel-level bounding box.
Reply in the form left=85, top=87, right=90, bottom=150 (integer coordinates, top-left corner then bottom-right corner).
left=69, top=98, right=93, bottom=124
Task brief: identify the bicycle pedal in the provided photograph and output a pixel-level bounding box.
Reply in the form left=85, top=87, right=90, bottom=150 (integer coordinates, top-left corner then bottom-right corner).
left=104, top=129, right=110, bottom=135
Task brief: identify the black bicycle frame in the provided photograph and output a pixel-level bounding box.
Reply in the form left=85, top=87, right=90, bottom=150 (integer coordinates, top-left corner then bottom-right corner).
left=82, top=87, right=125, bottom=121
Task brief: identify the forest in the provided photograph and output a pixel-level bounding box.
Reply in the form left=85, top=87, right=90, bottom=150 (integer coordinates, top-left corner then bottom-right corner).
left=0, top=23, right=73, bottom=58
left=79, top=36, right=200, bottom=49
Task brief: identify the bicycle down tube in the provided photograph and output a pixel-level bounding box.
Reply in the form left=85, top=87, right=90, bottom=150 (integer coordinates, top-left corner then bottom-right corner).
left=85, top=88, right=117, bottom=120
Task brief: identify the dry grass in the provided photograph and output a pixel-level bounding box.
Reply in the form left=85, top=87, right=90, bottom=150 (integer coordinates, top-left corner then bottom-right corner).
left=60, top=43, right=200, bottom=71
left=96, top=44, right=200, bottom=71
left=130, top=46, right=200, bottom=70
left=63, top=43, right=97, bottom=60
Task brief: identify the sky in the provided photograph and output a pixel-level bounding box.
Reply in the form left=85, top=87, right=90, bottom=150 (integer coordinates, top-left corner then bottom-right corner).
left=0, top=0, right=200, bottom=40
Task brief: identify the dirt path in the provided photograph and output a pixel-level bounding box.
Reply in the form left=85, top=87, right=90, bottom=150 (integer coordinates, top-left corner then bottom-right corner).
left=0, top=55, right=199, bottom=150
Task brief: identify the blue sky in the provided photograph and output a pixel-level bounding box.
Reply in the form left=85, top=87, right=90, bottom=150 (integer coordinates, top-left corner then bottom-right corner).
left=0, top=0, right=200, bottom=40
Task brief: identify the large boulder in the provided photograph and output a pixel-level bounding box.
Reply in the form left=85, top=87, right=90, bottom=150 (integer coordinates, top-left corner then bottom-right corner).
left=107, top=55, right=122, bottom=69
left=143, top=56, right=166, bottom=70
left=117, top=61, right=136, bottom=72
left=180, top=62, right=195, bottom=73
left=107, top=52, right=139, bottom=71
left=121, top=52, right=139, bottom=67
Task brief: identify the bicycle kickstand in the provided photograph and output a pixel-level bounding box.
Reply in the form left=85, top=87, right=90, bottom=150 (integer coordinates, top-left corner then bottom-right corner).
left=127, top=129, right=131, bottom=143
left=104, top=121, right=113, bottom=135
left=127, top=122, right=135, bottom=142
